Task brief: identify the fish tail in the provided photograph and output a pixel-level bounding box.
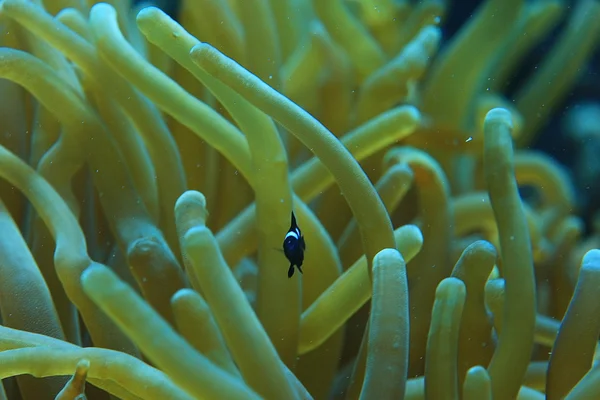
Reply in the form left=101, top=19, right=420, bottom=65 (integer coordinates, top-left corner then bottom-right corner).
left=288, top=264, right=295, bottom=278
left=298, top=265, right=303, bottom=274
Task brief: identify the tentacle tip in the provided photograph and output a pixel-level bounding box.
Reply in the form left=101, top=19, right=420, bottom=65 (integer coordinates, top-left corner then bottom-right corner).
left=465, top=240, right=498, bottom=259
left=183, top=225, right=213, bottom=250
left=373, top=248, right=406, bottom=272
left=90, top=1, right=114, bottom=15
left=484, top=108, right=513, bottom=129
left=136, top=5, right=162, bottom=24
left=582, top=248, right=600, bottom=270
left=375, top=247, right=402, bottom=258
left=402, top=104, right=422, bottom=123
left=403, top=224, right=424, bottom=243
left=421, top=25, right=442, bottom=42
left=171, top=288, right=197, bottom=305
left=175, top=190, right=207, bottom=211
left=75, top=358, right=91, bottom=376
left=436, top=277, right=466, bottom=297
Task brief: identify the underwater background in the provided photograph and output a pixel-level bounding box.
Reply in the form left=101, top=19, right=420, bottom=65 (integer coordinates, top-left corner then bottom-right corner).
left=1, top=0, right=600, bottom=399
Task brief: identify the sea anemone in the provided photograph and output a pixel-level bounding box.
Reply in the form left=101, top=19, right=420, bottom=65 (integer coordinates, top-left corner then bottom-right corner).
left=0, top=0, right=599, bottom=399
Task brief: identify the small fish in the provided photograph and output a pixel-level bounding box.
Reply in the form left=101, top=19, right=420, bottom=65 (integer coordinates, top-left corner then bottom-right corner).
left=283, top=211, right=306, bottom=278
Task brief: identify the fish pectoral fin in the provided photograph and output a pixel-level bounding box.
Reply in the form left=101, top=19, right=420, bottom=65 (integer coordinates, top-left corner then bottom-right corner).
left=288, top=264, right=295, bottom=278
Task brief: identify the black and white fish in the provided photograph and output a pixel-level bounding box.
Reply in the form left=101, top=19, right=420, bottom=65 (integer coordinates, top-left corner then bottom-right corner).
left=283, top=211, right=306, bottom=278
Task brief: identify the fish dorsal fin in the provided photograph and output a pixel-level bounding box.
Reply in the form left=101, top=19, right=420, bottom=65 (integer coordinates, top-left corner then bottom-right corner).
left=291, top=210, right=297, bottom=228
